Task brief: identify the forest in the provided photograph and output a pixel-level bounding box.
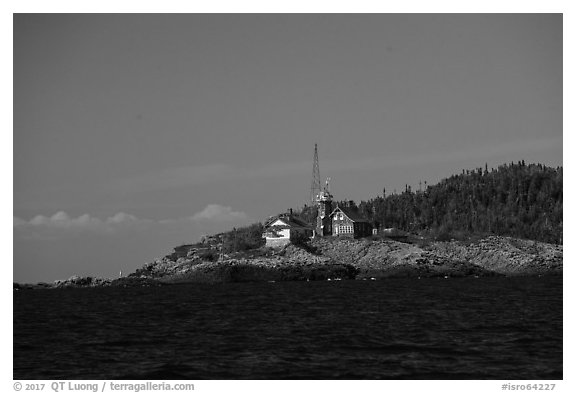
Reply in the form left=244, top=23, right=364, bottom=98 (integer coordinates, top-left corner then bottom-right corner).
left=220, top=161, right=562, bottom=250
left=297, top=161, right=562, bottom=244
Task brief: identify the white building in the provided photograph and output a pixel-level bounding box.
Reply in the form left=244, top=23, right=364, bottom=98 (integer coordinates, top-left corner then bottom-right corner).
left=262, top=214, right=313, bottom=247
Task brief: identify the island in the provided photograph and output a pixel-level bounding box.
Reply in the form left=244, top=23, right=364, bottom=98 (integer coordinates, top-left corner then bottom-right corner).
left=14, top=161, right=562, bottom=289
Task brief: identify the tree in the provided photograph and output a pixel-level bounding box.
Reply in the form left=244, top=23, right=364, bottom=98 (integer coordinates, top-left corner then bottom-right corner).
left=350, top=162, right=562, bottom=243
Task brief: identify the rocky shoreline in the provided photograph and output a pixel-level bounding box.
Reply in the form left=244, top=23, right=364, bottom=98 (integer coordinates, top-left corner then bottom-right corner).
left=14, top=235, right=562, bottom=289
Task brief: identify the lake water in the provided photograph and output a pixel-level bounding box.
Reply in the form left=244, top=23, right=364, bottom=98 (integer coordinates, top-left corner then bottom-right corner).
left=13, top=275, right=562, bottom=379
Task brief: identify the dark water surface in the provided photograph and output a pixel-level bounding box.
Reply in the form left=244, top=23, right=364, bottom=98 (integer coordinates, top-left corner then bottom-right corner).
left=14, top=276, right=562, bottom=379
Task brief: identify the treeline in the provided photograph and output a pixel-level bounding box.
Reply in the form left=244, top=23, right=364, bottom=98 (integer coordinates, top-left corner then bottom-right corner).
left=221, top=161, right=562, bottom=248
left=352, top=162, right=561, bottom=243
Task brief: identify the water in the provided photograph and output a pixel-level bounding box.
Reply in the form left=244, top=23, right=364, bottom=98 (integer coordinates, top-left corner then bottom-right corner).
left=13, top=276, right=562, bottom=379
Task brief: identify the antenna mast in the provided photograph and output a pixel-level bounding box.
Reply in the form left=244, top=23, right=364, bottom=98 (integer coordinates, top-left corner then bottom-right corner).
left=310, top=143, right=321, bottom=204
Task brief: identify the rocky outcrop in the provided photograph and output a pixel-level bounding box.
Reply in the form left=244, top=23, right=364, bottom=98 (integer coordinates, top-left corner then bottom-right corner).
left=131, top=245, right=357, bottom=284
left=311, top=238, right=494, bottom=278
left=129, top=235, right=562, bottom=283
left=53, top=275, right=113, bottom=288
left=14, top=275, right=115, bottom=289
left=312, top=236, right=562, bottom=278
left=15, top=235, right=562, bottom=289
left=109, top=276, right=164, bottom=287
left=422, top=236, right=562, bottom=275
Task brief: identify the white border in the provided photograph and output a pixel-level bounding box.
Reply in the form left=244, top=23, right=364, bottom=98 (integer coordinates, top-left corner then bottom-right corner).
left=5, top=3, right=572, bottom=392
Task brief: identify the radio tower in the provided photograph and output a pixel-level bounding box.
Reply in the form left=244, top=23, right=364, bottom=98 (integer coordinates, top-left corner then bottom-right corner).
left=310, top=143, right=321, bottom=204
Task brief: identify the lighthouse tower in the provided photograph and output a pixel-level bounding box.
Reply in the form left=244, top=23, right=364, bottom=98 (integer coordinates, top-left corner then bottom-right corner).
left=316, top=178, right=333, bottom=237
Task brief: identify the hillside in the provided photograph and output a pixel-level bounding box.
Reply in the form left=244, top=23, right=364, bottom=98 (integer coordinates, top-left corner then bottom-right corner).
left=23, top=232, right=562, bottom=289
left=357, top=162, right=562, bottom=244
left=295, top=162, right=562, bottom=244
left=111, top=235, right=561, bottom=285
left=17, top=161, right=563, bottom=288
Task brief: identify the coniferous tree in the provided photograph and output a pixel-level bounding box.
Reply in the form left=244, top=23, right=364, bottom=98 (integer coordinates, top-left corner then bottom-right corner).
left=348, top=163, right=562, bottom=243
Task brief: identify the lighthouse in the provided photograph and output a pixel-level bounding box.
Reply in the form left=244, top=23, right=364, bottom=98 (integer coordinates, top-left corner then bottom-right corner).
left=316, top=177, right=333, bottom=237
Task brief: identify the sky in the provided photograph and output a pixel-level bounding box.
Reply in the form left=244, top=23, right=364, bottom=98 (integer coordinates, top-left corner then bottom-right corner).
left=13, top=14, right=563, bottom=283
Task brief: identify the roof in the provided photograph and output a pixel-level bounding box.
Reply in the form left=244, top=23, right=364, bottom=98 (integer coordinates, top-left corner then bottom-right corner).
left=329, top=205, right=371, bottom=223
left=264, top=214, right=313, bottom=230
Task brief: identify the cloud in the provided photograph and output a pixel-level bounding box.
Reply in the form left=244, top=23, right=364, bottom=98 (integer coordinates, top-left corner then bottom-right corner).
left=26, top=211, right=102, bottom=228
left=13, top=206, right=252, bottom=282
left=14, top=205, right=250, bottom=235
left=106, top=212, right=139, bottom=224
left=191, top=204, right=249, bottom=222
left=14, top=211, right=148, bottom=232
left=13, top=216, right=28, bottom=227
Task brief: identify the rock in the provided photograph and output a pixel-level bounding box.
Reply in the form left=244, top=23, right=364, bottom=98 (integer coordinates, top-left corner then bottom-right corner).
left=123, top=235, right=562, bottom=284
left=110, top=276, right=163, bottom=287
left=52, top=275, right=113, bottom=288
